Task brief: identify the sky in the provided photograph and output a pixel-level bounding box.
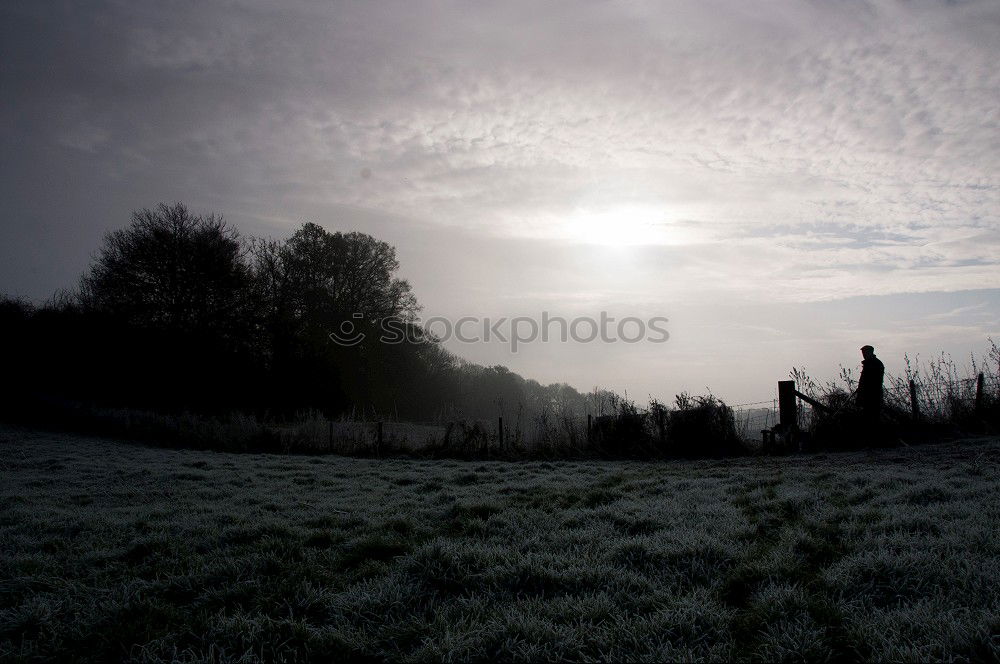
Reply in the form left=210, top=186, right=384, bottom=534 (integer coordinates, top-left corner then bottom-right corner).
left=2, top=0, right=998, bottom=404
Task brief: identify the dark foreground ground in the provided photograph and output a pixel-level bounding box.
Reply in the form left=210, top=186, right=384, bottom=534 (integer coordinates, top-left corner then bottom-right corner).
left=1, top=425, right=998, bottom=662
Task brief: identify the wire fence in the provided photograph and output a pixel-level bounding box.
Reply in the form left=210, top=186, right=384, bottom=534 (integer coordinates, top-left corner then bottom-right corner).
left=270, top=368, right=997, bottom=455
left=730, top=399, right=778, bottom=441
left=716, top=369, right=998, bottom=442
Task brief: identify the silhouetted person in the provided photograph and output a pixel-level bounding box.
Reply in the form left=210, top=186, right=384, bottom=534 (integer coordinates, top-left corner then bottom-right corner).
left=857, top=345, right=884, bottom=435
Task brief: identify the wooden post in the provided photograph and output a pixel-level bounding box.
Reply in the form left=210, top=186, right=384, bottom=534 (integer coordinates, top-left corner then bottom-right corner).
left=498, top=416, right=504, bottom=452
left=377, top=421, right=383, bottom=457
left=587, top=414, right=592, bottom=442
left=975, top=372, right=984, bottom=413
left=328, top=419, right=333, bottom=451
left=778, top=380, right=796, bottom=431
left=909, top=379, right=919, bottom=420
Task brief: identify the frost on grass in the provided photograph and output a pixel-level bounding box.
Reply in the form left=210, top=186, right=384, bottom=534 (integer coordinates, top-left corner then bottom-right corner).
left=1, top=425, right=998, bottom=662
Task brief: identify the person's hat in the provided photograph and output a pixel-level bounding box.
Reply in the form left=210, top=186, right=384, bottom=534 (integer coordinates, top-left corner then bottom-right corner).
left=860, top=345, right=874, bottom=352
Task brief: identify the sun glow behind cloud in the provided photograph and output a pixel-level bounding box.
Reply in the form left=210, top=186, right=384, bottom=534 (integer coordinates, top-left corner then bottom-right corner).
left=549, top=205, right=703, bottom=247
left=562, top=205, right=703, bottom=247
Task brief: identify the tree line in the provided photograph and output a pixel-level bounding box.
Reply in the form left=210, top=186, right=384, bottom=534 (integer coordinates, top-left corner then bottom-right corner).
left=1, top=203, right=602, bottom=424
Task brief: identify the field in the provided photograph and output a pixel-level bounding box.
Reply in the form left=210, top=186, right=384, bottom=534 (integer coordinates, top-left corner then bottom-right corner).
left=2, top=426, right=999, bottom=662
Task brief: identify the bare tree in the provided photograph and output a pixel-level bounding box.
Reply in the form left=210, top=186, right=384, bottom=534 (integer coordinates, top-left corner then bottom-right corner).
left=80, top=203, right=251, bottom=338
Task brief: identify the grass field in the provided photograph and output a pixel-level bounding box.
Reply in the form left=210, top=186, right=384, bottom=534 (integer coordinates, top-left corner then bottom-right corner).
left=2, top=425, right=999, bottom=662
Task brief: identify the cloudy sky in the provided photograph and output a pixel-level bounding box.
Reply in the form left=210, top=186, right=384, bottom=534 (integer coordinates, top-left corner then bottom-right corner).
left=2, top=0, right=998, bottom=403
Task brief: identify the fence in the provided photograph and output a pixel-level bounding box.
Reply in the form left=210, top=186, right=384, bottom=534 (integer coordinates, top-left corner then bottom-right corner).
left=888, top=374, right=996, bottom=421
left=772, top=371, right=997, bottom=437
left=269, top=369, right=996, bottom=456
left=710, top=369, right=998, bottom=450
left=306, top=403, right=772, bottom=457
left=730, top=399, right=778, bottom=443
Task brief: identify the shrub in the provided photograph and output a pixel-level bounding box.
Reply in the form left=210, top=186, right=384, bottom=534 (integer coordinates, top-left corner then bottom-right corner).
left=666, top=393, right=743, bottom=458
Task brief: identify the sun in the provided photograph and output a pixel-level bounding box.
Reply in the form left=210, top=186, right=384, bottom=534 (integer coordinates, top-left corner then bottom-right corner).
left=565, top=205, right=687, bottom=247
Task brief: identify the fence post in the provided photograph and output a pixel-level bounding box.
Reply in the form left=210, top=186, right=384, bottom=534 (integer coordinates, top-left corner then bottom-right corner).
left=778, top=380, right=796, bottom=430
left=587, top=414, right=592, bottom=442
left=377, top=421, right=383, bottom=458
left=975, top=372, right=984, bottom=413
left=909, top=379, right=920, bottom=420
left=498, top=416, right=503, bottom=453
left=328, top=419, right=333, bottom=451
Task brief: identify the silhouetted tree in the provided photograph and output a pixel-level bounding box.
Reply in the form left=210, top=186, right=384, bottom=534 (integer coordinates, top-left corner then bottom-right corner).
left=247, top=223, right=422, bottom=414
left=72, top=203, right=255, bottom=410
left=279, top=222, right=418, bottom=331
left=80, top=203, right=251, bottom=339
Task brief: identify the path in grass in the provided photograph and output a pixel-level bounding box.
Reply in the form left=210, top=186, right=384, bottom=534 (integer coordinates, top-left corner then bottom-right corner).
left=2, top=426, right=998, bottom=662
